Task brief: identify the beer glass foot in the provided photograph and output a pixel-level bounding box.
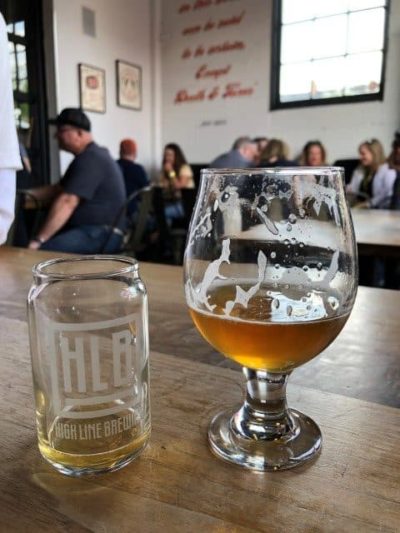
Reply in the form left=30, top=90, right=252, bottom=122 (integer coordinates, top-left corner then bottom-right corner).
left=40, top=442, right=148, bottom=477
left=208, top=407, right=322, bottom=471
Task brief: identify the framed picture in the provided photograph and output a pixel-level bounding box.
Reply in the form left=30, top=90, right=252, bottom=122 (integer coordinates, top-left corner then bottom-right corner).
left=78, top=63, right=106, bottom=113
left=116, top=60, right=142, bottom=110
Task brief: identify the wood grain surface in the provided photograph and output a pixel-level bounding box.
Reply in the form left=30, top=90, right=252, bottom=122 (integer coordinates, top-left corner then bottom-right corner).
left=0, top=317, right=399, bottom=533
left=352, top=209, right=400, bottom=257
left=0, top=247, right=399, bottom=407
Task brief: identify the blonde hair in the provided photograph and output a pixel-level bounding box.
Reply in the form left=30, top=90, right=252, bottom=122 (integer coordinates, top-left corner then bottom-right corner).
left=359, top=139, right=385, bottom=171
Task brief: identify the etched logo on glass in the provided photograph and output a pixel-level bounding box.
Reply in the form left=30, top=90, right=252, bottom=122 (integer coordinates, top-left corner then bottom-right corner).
left=42, top=313, right=142, bottom=420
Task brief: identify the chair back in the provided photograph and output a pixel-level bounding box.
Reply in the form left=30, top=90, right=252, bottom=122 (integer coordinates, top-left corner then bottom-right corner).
left=333, top=159, right=359, bottom=184
left=101, top=186, right=151, bottom=253
left=124, top=188, right=154, bottom=254
left=190, top=163, right=208, bottom=189
left=181, top=188, right=197, bottom=227
left=6, top=190, right=41, bottom=247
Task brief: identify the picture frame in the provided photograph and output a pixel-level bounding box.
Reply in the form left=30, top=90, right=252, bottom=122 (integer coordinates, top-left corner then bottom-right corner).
left=78, top=63, right=106, bottom=113
left=116, top=60, right=142, bottom=110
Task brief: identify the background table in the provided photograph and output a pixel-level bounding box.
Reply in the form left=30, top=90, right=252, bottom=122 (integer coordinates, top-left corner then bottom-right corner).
left=351, top=209, right=400, bottom=257
left=0, top=247, right=399, bottom=531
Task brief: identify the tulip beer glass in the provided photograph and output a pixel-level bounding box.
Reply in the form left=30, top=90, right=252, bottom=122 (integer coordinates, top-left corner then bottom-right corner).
left=184, top=168, right=357, bottom=470
left=28, top=256, right=150, bottom=476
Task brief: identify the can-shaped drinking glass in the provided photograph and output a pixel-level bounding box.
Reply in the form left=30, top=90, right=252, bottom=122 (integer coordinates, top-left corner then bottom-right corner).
left=27, top=256, right=150, bottom=476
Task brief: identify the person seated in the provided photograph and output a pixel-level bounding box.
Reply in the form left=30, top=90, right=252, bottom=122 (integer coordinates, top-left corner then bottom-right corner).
left=159, top=143, right=194, bottom=224
left=27, top=108, right=126, bottom=253
left=0, top=12, right=21, bottom=245
left=385, top=132, right=400, bottom=288
left=252, top=136, right=269, bottom=165
left=388, top=132, right=400, bottom=210
left=258, top=139, right=297, bottom=167
left=117, top=138, right=149, bottom=221
left=347, top=139, right=397, bottom=209
left=299, top=140, right=327, bottom=166
left=210, top=137, right=257, bottom=168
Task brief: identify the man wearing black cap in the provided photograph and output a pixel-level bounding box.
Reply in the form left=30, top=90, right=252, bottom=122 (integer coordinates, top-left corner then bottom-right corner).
left=28, top=108, right=126, bottom=253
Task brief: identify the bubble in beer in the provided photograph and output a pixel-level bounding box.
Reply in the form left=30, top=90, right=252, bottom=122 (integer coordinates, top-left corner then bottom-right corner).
left=286, top=305, right=293, bottom=316
left=272, top=298, right=280, bottom=309
left=328, top=296, right=339, bottom=310
left=221, top=191, right=230, bottom=202
left=289, top=214, right=297, bottom=224
left=270, top=251, right=277, bottom=259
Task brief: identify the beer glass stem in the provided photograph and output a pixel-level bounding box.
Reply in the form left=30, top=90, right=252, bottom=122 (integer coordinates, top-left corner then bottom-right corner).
left=231, top=368, right=295, bottom=441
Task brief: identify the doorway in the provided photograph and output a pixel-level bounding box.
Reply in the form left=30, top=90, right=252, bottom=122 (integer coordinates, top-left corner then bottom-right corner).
left=1, top=0, right=49, bottom=186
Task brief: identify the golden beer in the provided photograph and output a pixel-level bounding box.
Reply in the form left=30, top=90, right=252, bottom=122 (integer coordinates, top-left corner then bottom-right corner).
left=35, top=388, right=150, bottom=471
left=28, top=256, right=151, bottom=475
left=190, top=285, right=349, bottom=372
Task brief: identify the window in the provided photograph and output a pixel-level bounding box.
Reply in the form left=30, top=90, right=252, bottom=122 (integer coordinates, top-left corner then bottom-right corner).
left=271, top=0, right=390, bottom=109
left=7, top=20, right=30, bottom=128
left=1, top=0, right=51, bottom=185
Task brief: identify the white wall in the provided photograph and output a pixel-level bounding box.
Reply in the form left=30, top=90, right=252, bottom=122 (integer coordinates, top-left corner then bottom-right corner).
left=52, top=0, right=156, bottom=173
left=160, top=0, right=400, bottom=164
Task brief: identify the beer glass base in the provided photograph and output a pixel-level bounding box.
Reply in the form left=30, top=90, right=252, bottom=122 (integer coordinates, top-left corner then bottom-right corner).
left=40, top=442, right=148, bottom=477
left=208, top=407, right=322, bottom=471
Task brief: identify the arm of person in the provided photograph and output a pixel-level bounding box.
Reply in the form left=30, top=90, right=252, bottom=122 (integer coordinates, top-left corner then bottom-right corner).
left=28, top=192, right=80, bottom=249
left=0, top=15, right=21, bottom=243
left=139, top=166, right=150, bottom=187
left=175, top=164, right=194, bottom=189
left=346, top=167, right=363, bottom=194
left=370, top=165, right=397, bottom=209
left=0, top=169, right=16, bottom=244
left=26, top=183, right=62, bottom=207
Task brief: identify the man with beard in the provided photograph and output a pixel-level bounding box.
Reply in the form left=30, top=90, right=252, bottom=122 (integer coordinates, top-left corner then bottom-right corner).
left=28, top=108, right=126, bottom=253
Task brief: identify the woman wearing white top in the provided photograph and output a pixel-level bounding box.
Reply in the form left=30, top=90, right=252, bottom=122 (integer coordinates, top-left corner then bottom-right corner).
left=0, top=13, right=22, bottom=244
left=347, top=139, right=396, bottom=209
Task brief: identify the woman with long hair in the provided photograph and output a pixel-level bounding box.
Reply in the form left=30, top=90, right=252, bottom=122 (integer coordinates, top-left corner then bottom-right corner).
left=258, top=138, right=297, bottom=167
left=347, top=139, right=396, bottom=208
left=300, top=140, right=327, bottom=166
left=159, top=143, right=194, bottom=222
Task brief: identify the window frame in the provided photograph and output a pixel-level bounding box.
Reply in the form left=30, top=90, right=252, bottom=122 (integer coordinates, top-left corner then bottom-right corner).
left=270, top=0, right=391, bottom=110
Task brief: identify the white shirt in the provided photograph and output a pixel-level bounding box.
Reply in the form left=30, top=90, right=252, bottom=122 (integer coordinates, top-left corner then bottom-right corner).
left=348, top=163, right=397, bottom=209
left=0, top=13, right=22, bottom=244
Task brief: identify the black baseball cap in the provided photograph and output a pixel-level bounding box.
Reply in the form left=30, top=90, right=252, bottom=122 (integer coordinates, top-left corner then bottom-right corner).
left=48, top=107, right=91, bottom=132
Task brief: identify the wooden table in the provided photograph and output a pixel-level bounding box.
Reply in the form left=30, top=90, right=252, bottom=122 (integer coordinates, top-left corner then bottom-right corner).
left=0, top=247, right=399, bottom=531
left=351, top=209, right=400, bottom=257
left=228, top=209, right=400, bottom=258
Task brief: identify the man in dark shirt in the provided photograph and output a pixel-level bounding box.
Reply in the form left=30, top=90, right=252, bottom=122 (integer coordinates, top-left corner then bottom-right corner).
left=117, top=138, right=149, bottom=220
left=28, top=108, right=126, bottom=253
